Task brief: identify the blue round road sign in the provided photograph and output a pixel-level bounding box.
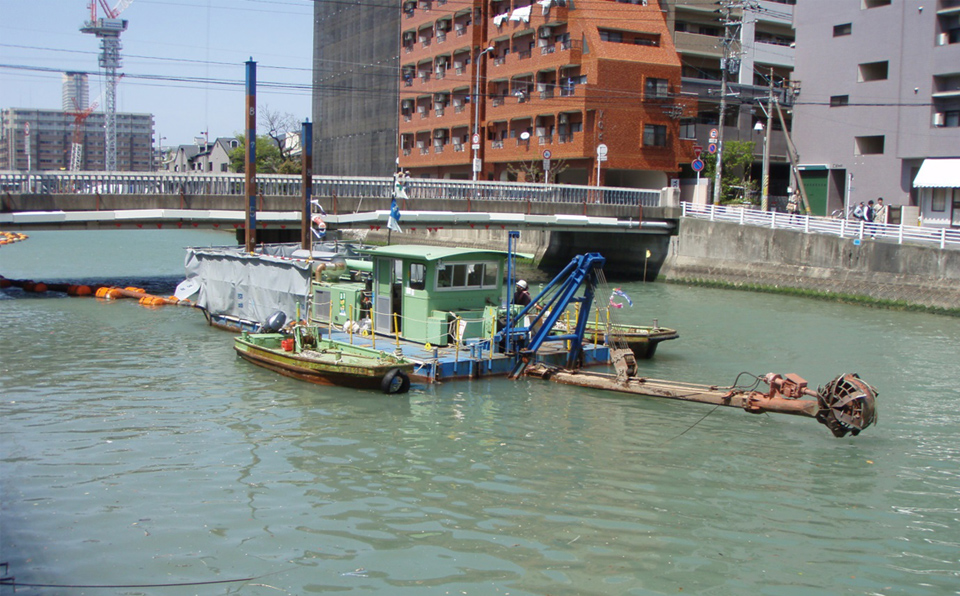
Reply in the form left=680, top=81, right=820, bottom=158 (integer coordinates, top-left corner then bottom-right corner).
left=707, top=143, right=718, bottom=154
left=691, top=158, right=705, bottom=172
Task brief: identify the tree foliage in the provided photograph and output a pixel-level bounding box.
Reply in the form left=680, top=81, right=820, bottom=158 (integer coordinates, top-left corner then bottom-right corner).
left=701, top=140, right=758, bottom=204
left=229, top=133, right=301, bottom=174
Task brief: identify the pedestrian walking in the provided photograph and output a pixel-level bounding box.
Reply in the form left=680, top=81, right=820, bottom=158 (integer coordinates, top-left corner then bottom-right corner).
left=874, top=197, right=888, bottom=224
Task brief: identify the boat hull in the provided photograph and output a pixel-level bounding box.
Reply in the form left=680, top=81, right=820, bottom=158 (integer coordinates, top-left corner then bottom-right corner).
left=581, top=324, right=679, bottom=359
left=234, top=333, right=414, bottom=393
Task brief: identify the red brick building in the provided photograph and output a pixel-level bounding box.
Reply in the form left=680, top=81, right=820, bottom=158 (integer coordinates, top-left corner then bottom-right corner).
left=398, top=0, right=693, bottom=187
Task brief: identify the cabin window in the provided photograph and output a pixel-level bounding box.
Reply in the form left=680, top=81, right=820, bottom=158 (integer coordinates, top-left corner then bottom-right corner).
left=409, top=263, right=426, bottom=290
left=435, top=261, right=500, bottom=290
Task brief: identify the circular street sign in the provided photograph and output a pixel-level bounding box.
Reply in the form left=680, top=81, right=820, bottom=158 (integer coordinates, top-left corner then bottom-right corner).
left=709, top=128, right=718, bottom=139
left=707, top=143, right=718, bottom=154
left=542, top=149, right=552, bottom=159
left=472, top=133, right=481, bottom=144
left=597, top=143, right=608, bottom=157
left=691, top=158, right=705, bottom=172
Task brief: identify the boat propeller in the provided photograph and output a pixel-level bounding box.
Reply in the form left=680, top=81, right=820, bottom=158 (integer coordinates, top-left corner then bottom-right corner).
left=816, top=373, right=878, bottom=437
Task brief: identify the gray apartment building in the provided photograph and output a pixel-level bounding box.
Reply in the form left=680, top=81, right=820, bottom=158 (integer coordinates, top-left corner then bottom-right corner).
left=0, top=108, right=154, bottom=172
left=792, top=0, right=960, bottom=226
left=666, top=0, right=797, bottom=202
left=312, top=1, right=400, bottom=176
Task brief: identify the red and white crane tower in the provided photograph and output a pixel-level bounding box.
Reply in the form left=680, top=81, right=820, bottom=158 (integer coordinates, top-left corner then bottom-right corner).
left=80, top=0, right=134, bottom=171
left=67, top=98, right=99, bottom=171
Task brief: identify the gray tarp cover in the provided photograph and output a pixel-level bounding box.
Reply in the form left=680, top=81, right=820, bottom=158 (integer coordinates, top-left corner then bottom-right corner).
left=183, top=243, right=360, bottom=326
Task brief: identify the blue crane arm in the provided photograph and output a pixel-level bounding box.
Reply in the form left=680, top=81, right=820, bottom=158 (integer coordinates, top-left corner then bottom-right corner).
left=506, top=252, right=605, bottom=378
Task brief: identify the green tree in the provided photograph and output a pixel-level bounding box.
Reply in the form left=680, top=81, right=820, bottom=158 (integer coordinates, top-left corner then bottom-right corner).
left=229, top=134, right=292, bottom=174
left=701, top=140, right=758, bottom=204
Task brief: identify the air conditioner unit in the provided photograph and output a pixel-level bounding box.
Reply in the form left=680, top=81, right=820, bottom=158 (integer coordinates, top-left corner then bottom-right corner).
left=539, top=27, right=552, bottom=38
left=933, top=112, right=946, bottom=126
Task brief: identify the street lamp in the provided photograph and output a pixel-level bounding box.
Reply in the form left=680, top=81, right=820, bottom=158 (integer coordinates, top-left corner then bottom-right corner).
left=754, top=118, right=770, bottom=211
left=472, top=46, right=495, bottom=182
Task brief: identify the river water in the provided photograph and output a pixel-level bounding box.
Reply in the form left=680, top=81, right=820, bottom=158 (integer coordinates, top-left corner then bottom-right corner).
left=2, top=230, right=959, bottom=596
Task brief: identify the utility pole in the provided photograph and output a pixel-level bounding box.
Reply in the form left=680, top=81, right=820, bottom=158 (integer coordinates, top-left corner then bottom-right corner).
left=712, top=1, right=740, bottom=205
left=760, top=67, right=773, bottom=211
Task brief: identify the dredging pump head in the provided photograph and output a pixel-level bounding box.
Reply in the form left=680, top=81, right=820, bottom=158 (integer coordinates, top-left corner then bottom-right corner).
left=816, top=373, right=878, bottom=437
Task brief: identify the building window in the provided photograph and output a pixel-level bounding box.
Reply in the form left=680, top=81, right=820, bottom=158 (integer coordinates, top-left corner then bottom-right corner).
left=679, top=118, right=697, bottom=140
left=854, top=135, right=885, bottom=155
left=644, top=77, right=669, bottom=99
left=862, top=0, right=891, bottom=7
left=858, top=61, right=888, bottom=82
left=643, top=124, right=667, bottom=147
left=599, top=29, right=623, bottom=43
left=830, top=95, right=850, bottom=107
left=931, top=189, right=947, bottom=212
left=833, top=23, right=852, bottom=36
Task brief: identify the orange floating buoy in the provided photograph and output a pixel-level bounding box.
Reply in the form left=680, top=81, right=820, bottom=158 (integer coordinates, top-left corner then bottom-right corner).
left=33, top=283, right=48, bottom=293
left=75, top=285, right=92, bottom=296
left=0, top=278, right=11, bottom=289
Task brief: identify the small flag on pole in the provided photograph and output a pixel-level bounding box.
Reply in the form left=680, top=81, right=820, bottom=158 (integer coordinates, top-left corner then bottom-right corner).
left=387, top=197, right=402, bottom=233
left=610, top=288, right=633, bottom=308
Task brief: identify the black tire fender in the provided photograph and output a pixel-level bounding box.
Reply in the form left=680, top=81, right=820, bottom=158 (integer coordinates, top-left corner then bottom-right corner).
left=381, top=368, right=411, bottom=394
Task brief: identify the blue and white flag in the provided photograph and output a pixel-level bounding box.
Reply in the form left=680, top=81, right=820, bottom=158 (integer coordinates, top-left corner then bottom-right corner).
left=387, top=197, right=402, bottom=233
left=610, top=287, right=633, bottom=308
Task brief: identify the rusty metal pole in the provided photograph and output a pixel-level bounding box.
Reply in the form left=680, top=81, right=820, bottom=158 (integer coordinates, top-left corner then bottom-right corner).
left=301, top=120, right=313, bottom=251
left=244, top=59, right=257, bottom=252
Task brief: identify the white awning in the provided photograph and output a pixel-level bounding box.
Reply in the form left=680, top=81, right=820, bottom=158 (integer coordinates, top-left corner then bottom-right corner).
left=913, top=158, right=960, bottom=188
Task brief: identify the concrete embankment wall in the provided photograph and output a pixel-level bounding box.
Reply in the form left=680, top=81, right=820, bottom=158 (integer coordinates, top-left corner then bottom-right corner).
left=660, top=218, right=960, bottom=310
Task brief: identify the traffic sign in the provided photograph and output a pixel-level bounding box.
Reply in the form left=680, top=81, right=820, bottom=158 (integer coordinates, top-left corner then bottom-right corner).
left=596, top=143, right=608, bottom=158
left=709, top=128, right=718, bottom=139
left=543, top=158, right=551, bottom=171
left=693, top=146, right=702, bottom=158
left=707, top=143, right=718, bottom=154
left=472, top=158, right=482, bottom=172
left=542, top=149, right=552, bottom=159
left=472, top=133, right=480, bottom=144
left=691, top=158, right=705, bottom=172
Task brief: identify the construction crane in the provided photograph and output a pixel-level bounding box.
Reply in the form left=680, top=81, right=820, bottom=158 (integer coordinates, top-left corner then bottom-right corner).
left=80, top=0, right=134, bottom=172
left=67, top=98, right=99, bottom=171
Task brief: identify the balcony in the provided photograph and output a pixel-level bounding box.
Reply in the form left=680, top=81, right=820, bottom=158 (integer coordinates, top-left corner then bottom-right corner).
left=492, top=140, right=504, bottom=149
left=434, top=144, right=445, bottom=154
left=540, top=88, right=555, bottom=99
left=539, top=136, right=553, bottom=145
left=494, top=56, right=506, bottom=66
left=403, top=147, right=412, bottom=156
left=419, top=146, right=430, bottom=155
left=453, top=143, right=465, bottom=152
left=492, top=97, right=505, bottom=107
left=437, top=32, right=446, bottom=43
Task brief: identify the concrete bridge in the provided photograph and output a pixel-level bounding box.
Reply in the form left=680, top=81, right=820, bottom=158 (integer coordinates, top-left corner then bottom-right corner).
left=1, top=171, right=680, bottom=278
left=0, top=171, right=679, bottom=229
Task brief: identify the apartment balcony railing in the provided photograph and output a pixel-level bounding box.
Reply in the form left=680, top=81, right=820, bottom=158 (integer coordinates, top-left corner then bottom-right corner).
left=437, top=32, right=446, bottom=43
left=434, top=144, right=445, bottom=154
left=403, top=148, right=412, bottom=156
left=541, top=44, right=556, bottom=55
left=558, top=134, right=573, bottom=143
left=419, top=111, right=429, bottom=119
left=539, top=136, right=552, bottom=145
left=419, top=72, right=431, bottom=82
left=456, top=66, right=465, bottom=75
left=492, top=140, right=504, bottom=149
left=435, top=107, right=445, bottom=116
left=453, top=144, right=465, bottom=152
left=436, top=69, right=445, bottom=79
left=454, top=104, right=466, bottom=113
left=518, top=49, right=532, bottom=60
left=419, top=146, right=430, bottom=155
left=456, top=27, right=467, bottom=37
left=540, top=88, right=555, bottom=99
left=492, top=97, right=505, bottom=107
left=494, top=56, right=506, bottom=66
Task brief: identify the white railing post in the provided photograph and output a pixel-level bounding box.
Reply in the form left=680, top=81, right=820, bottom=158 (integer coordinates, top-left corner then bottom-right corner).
left=840, top=219, right=846, bottom=238
left=739, top=207, right=745, bottom=225
left=898, top=224, right=903, bottom=245
left=942, top=228, right=947, bottom=249
left=771, top=211, right=776, bottom=229
left=710, top=204, right=716, bottom=221
left=804, top=214, right=809, bottom=234
left=858, top=221, right=864, bottom=240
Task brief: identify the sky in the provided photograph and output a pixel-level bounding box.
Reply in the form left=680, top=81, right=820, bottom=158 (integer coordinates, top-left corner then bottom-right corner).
left=0, top=0, right=315, bottom=147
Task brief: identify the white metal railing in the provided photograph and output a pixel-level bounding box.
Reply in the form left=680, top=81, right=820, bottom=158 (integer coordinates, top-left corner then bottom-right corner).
left=0, top=171, right=663, bottom=208
left=682, top=202, right=960, bottom=250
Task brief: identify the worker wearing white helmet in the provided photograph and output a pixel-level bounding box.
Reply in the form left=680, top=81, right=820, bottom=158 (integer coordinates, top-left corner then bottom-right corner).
left=514, top=279, right=532, bottom=306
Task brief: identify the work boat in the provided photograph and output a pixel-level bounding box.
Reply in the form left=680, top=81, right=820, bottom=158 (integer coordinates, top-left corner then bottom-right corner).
left=304, top=243, right=623, bottom=383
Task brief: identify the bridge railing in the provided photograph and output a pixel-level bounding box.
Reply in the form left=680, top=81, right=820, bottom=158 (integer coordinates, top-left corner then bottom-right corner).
left=683, top=202, right=960, bottom=250
left=0, top=171, right=662, bottom=208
